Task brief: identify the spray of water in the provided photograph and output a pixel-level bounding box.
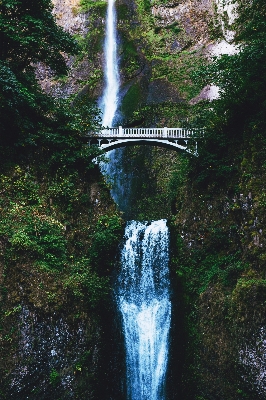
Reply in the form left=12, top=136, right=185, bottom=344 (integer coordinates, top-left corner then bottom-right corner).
left=101, top=0, right=120, bottom=127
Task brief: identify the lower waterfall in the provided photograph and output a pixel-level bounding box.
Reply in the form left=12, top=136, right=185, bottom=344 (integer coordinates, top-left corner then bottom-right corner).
left=115, top=219, right=171, bottom=400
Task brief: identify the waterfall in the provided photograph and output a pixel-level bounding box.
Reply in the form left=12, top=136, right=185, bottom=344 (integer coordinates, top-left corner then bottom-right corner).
left=100, top=0, right=123, bottom=207
left=116, top=220, right=171, bottom=400
left=100, top=2, right=172, bottom=399
left=101, top=0, right=119, bottom=127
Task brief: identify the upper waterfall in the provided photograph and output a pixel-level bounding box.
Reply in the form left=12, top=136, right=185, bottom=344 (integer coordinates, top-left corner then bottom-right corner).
left=101, top=0, right=120, bottom=127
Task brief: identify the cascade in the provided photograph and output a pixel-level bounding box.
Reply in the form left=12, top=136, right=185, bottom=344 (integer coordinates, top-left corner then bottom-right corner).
left=100, top=2, right=172, bottom=399
left=100, top=0, right=125, bottom=207
left=116, top=220, right=171, bottom=400
left=101, top=0, right=119, bottom=127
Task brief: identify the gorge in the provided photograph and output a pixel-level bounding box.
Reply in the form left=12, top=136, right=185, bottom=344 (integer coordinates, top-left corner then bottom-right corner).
left=1, top=0, right=266, bottom=399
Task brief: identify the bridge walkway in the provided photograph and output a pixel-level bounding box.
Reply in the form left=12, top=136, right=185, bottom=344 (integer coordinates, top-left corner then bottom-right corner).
left=88, top=126, right=203, bottom=155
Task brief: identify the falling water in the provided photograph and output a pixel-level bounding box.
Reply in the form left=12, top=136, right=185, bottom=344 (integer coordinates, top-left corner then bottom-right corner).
left=101, top=0, right=119, bottom=127
left=100, top=0, right=124, bottom=207
left=100, top=2, right=172, bottom=398
left=116, top=220, right=171, bottom=400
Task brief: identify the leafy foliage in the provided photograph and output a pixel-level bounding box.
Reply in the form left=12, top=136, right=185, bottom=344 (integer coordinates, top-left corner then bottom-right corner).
left=0, top=0, right=116, bottom=314
left=171, top=3, right=266, bottom=396
left=0, top=162, right=123, bottom=309
left=189, top=0, right=266, bottom=187
left=49, top=368, right=60, bottom=386
left=0, top=0, right=103, bottom=165
left=79, top=0, right=106, bottom=13
left=0, top=0, right=77, bottom=73
left=89, top=214, right=124, bottom=273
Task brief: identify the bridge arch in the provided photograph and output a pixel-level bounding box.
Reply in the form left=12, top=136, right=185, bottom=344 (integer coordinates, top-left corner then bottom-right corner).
left=88, top=126, right=202, bottom=156
left=99, top=138, right=195, bottom=154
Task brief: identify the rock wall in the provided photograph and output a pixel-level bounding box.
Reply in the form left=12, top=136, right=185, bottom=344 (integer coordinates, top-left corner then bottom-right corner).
left=52, top=0, right=88, bottom=35
left=0, top=160, right=123, bottom=399
left=37, top=0, right=104, bottom=98
left=170, top=147, right=266, bottom=398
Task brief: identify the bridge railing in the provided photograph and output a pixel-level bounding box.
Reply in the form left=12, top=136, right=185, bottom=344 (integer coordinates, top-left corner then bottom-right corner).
left=95, top=126, right=203, bottom=139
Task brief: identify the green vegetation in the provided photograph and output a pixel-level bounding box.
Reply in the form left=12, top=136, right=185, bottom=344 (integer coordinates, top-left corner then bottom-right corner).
left=117, top=0, right=207, bottom=127
left=79, top=0, right=107, bottom=13
left=0, top=1, right=124, bottom=395
left=0, top=161, right=123, bottom=306
left=136, top=0, right=205, bottom=93
left=1, top=0, right=266, bottom=398
left=0, top=0, right=78, bottom=149
left=49, top=368, right=60, bottom=386
left=163, top=1, right=266, bottom=398
left=0, top=0, right=123, bottom=384
left=121, top=83, right=142, bottom=119
left=189, top=0, right=266, bottom=187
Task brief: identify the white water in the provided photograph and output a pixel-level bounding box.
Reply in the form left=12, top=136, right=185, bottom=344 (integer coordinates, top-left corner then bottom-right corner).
left=215, top=0, right=237, bottom=42
left=100, top=0, right=122, bottom=208
left=116, top=220, right=171, bottom=400
left=101, top=3, right=172, bottom=398
left=101, top=0, right=120, bottom=127
left=100, top=148, right=132, bottom=213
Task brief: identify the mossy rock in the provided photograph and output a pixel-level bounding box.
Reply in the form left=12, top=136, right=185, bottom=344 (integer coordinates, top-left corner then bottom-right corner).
left=117, top=3, right=131, bottom=20
left=79, top=0, right=107, bottom=15
left=147, top=78, right=181, bottom=104
left=231, top=278, right=266, bottom=331
left=121, top=82, right=143, bottom=119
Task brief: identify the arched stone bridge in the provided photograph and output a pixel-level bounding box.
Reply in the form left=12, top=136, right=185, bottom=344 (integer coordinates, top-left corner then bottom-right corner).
left=88, top=126, right=203, bottom=155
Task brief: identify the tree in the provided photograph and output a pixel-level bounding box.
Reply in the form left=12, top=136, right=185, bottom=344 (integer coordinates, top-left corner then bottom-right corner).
left=0, top=0, right=78, bottom=149
left=190, top=0, right=266, bottom=186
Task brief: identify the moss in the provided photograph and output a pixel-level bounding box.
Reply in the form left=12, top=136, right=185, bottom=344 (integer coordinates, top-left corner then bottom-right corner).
left=71, top=6, right=79, bottom=16
left=117, top=4, right=130, bottom=20
left=79, top=0, right=107, bottom=14
left=232, top=278, right=266, bottom=327
left=0, top=158, right=124, bottom=397
left=121, top=82, right=142, bottom=119
left=49, top=368, right=60, bottom=386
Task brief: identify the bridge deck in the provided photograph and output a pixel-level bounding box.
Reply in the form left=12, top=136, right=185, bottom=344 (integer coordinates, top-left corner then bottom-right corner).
left=88, top=126, right=203, bottom=155
left=88, top=126, right=203, bottom=139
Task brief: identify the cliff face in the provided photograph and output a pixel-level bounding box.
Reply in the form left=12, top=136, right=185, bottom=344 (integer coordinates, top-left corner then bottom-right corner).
left=37, top=0, right=233, bottom=113
left=172, top=175, right=266, bottom=398
left=0, top=160, right=123, bottom=398
left=37, top=0, right=104, bottom=98
left=52, top=0, right=86, bottom=34
left=37, top=0, right=237, bottom=112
